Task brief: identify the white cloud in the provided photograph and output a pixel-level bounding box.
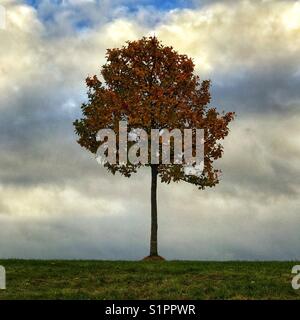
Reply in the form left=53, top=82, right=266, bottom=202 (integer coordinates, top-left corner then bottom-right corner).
left=156, top=0, right=300, bottom=75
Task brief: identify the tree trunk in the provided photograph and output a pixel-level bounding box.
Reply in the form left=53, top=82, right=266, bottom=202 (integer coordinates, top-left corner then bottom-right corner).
left=150, top=164, right=158, bottom=256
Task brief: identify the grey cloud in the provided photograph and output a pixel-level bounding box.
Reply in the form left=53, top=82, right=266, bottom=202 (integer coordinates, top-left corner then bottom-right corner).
left=210, top=62, right=300, bottom=114
left=1, top=180, right=299, bottom=260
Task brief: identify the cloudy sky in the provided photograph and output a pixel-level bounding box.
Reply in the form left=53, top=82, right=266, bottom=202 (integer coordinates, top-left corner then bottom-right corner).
left=0, top=0, right=299, bottom=260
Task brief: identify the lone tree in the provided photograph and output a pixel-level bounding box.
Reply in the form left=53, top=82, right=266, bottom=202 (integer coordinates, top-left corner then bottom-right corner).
left=74, top=37, right=234, bottom=260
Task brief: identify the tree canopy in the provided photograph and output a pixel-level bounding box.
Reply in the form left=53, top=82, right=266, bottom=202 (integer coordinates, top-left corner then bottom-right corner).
left=74, top=36, right=235, bottom=189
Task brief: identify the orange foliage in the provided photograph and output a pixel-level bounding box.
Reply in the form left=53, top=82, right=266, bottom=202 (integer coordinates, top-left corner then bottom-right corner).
left=74, top=37, right=235, bottom=189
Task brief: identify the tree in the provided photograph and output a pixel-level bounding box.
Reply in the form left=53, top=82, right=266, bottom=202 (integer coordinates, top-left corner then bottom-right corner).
left=73, top=37, right=235, bottom=260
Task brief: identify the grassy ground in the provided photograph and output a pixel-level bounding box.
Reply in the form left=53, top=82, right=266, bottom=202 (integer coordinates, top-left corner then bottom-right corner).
left=0, top=260, right=299, bottom=300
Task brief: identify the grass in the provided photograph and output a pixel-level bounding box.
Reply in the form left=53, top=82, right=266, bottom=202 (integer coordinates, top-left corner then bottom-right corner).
left=0, top=260, right=299, bottom=300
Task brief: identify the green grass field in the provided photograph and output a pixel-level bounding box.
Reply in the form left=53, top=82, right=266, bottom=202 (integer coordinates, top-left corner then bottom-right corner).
left=0, top=260, right=299, bottom=300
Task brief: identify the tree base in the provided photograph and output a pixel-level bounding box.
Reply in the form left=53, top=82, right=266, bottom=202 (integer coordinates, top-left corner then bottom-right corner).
left=142, top=255, right=166, bottom=261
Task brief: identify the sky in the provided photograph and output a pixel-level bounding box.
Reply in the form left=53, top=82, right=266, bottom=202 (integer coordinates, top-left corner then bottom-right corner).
left=0, top=0, right=299, bottom=260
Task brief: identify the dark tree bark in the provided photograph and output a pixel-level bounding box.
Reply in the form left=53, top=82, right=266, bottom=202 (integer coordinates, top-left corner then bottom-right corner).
left=150, top=164, right=158, bottom=256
